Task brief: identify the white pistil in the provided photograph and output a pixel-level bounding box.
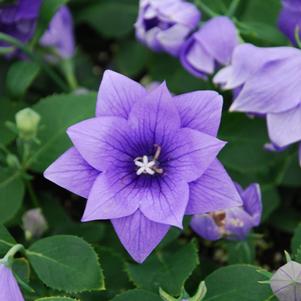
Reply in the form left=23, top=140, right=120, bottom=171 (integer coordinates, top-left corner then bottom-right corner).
left=134, top=155, right=156, bottom=175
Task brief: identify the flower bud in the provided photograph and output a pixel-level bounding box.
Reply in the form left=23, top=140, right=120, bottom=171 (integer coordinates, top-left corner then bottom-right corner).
left=15, top=108, right=41, bottom=141
left=22, top=208, right=48, bottom=240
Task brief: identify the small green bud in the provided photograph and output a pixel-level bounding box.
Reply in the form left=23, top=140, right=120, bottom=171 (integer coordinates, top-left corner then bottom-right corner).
left=6, top=154, right=20, bottom=169
left=15, top=108, right=41, bottom=141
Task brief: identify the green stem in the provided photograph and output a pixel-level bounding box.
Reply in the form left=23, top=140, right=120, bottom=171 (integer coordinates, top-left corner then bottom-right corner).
left=26, top=180, right=40, bottom=208
left=0, top=244, right=25, bottom=267
left=61, top=58, right=78, bottom=90
left=195, top=0, right=219, bottom=17
left=0, top=33, right=69, bottom=92
left=227, top=0, right=241, bottom=17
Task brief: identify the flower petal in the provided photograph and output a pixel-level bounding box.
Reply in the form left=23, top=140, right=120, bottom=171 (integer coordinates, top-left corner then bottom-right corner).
left=112, top=210, right=170, bottom=263
left=96, top=70, right=147, bottom=119
left=195, top=16, right=238, bottom=65
left=44, top=147, right=99, bottom=198
left=225, top=207, right=254, bottom=240
left=186, top=159, right=242, bottom=215
left=129, top=82, right=181, bottom=148
left=174, top=90, right=222, bottom=136
left=82, top=171, right=140, bottom=221
left=190, top=214, right=221, bottom=241
left=214, top=43, right=299, bottom=90
left=67, top=117, right=134, bottom=171
left=241, top=183, right=262, bottom=226
left=0, top=264, right=24, bottom=301
left=230, top=55, right=301, bottom=114
left=139, top=174, right=189, bottom=228
left=166, top=130, right=226, bottom=183
left=267, top=104, right=301, bottom=147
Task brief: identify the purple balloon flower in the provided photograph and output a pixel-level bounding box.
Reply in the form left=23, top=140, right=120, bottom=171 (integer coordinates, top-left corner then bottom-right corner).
left=0, top=0, right=42, bottom=47
left=214, top=43, right=301, bottom=166
left=191, top=183, right=262, bottom=241
left=278, top=0, right=301, bottom=45
left=270, top=261, right=301, bottom=301
left=135, top=0, right=201, bottom=57
left=44, top=70, right=241, bottom=263
left=180, top=16, right=239, bottom=78
left=40, top=5, right=75, bottom=60
left=0, top=263, right=24, bottom=301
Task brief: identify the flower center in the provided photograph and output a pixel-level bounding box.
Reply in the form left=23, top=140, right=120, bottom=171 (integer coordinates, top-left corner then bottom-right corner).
left=134, top=145, right=163, bottom=176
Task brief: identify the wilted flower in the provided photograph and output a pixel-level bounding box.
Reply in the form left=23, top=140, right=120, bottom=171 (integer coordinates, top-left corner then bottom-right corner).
left=135, top=0, right=201, bottom=56
left=278, top=0, right=301, bottom=45
left=44, top=70, right=241, bottom=263
left=22, top=208, right=48, bottom=240
left=191, top=183, right=262, bottom=240
left=40, top=5, right=75, bottom=60
left=270, top=261, right=301, bottom=301
left=0, top=263, right=24, bottom=301
left=180, top=16, right=238, bottom=78
left=214, top=44, right=301, bottom=166
left=0, top=0, right=42, bottom=48
left=15, top=107, right=41, bottom=141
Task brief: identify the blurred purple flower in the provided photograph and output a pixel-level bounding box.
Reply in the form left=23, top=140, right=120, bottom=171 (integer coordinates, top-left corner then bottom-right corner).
left=191, top=183, right=262, bottom=241
left=135, top=0, right=201, bottom=56
left=44, top=70, right=241, bottom=263
left=0, top=0, right=41, bottom=48
left=214, top=43, right=301, bottom=166
left=22, top=208, right=48, bottom=240
left=40, top=5, right=75, bottom=60
left=180, top=16, right=238, bottom=78
left=270, top=261, right=301, bottom=301
left=0, top=263, right=24, bottom=301
left=278, top=0, right=301, bottom=45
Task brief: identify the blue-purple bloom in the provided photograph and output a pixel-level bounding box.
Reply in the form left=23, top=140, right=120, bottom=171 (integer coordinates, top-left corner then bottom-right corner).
left=0, top=263, right=24, bottom=301
left=180, top=16, right=238, bottom=78
left=270, top=261, right=301, bottom=301
left=278, top=0, right=301, bottom=45
left=0, top=0, right=41, bottom=48
left=44, top=70, right=241, bottom=263
left=135, top=0, right=201, bottom=56
left=214, top=43, right=301, bottom=166
left=40, top=5, right=75, bottom=60
left=191, top=183, right=262, bottom=241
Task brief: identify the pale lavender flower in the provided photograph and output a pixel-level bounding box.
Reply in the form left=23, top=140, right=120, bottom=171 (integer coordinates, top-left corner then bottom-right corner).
left=180, top=16, right=238, bottom=78
left=135, top=0, right=201, bottom=56
left=270, top=261, right=301, bottom=301
left=214, top=44, right=301, bottom=166
left=44, top=70, right=241, bottom=263
left=0, top=263, right=24, bottom=301
left=0, top=0, right=42, bottom=48
left=191, top=183, right=262, bottom=241
left=40, top=5, right=75, bottom=60
left=22, top=208, right=48, bottom=240
left=278, top=0, right=301, bottom=45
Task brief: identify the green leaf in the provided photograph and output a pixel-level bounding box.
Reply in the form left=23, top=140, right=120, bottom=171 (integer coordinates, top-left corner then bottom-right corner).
left=261, top=185, right=281, bottom=222
left=13, top=258, right=30, bottom=283
left=281, top=152, right=301, bottom=187
left=114, top=41, right=150, bottom=77
left=0, top=224, right=16, bottom=256
left=0, top=169, right=25, bottom=224
left=204, top=265, right=275, bottom=300
left=35, top=297, right=79, bottom=301
left=110, top=289, right=162, bottom=301
left=33, top=0, right=69, bottom=42
left=126, top=241, right=199, bottom=296
left=27, top=235, right=104, bottom=293
left=6, top=61, right=40, bottom=99
left=0, top=98, right=22, bottom=145
left=77, top=1, right=137, bottom=38
left=226, top=239, right=256, bottom=265
left=30, top=92, right=96, bottom=172
left=291, top=224, right=301, bottom=254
